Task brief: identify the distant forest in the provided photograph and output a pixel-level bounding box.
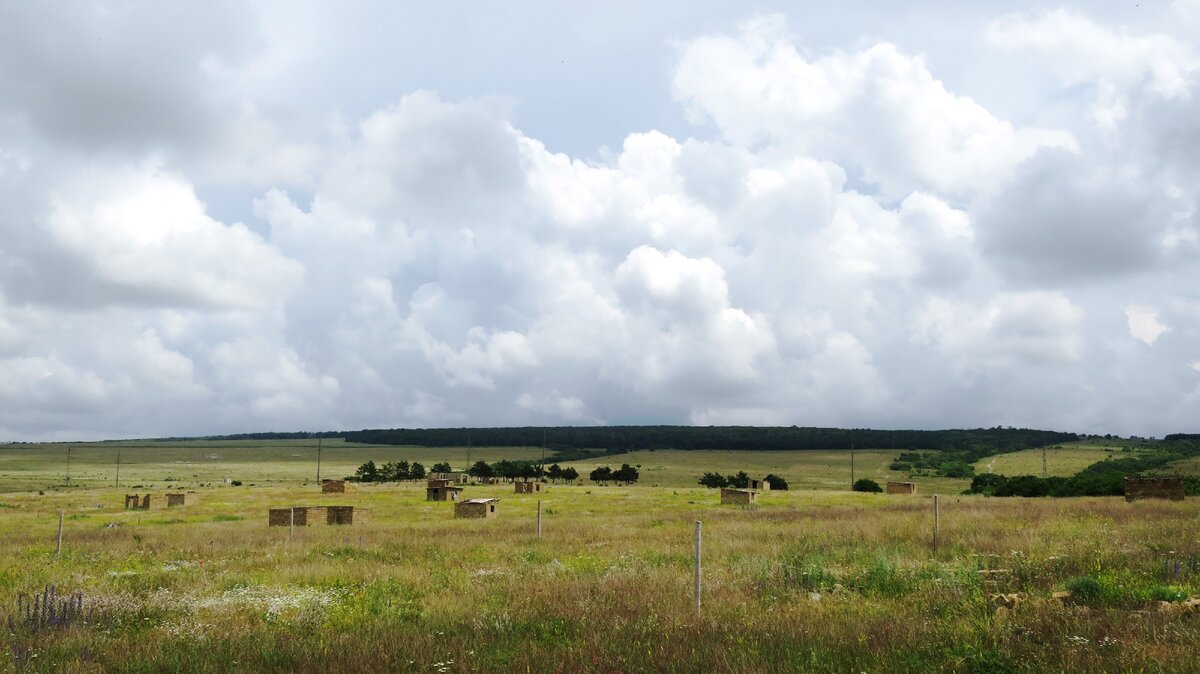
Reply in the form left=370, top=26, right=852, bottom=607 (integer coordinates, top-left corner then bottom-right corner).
left=340, top=426, right=1077, bottom=453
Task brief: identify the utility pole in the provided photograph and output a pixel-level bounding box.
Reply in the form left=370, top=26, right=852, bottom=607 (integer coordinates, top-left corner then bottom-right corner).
left=1042, top=445, right=1048, bottom=478
left=65, top=446, right=72, bottom=486
left=316, top=438, right=322, bottom=484
left=115, top=447, right=121, bottom=487
left=466, top=435, right=472, bottom=471
left=541, top=429, right=547, bottom=473
left=850, top=442, right=856, bottom=488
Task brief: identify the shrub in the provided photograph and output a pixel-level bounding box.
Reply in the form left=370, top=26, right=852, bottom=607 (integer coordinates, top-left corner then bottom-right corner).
left=1065, top=576, right=1104, bottom=605
left=764, top=473, right=789, bottom=490
left=852, top=479, right=882, bottom=493
left=1148, top=585, right=1189, bottom=602
left=889, top=461, right=912, bottom=472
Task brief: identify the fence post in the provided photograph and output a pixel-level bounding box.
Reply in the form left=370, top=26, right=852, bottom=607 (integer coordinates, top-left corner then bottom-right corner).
left=56, top=511, right=64, bottom=556
left=694, top=520, right=702, bottom=614
left=536, top=499, right=542, bottom=538
left=933, top=494, right=940, bottom=551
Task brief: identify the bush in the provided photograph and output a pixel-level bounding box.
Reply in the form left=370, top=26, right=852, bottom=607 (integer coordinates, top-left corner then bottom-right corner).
left=888, top=461, right=912, bottom=472
left=1148, top=585, right=1189, bottom=602
left=852, top=479, right=882, bottom=493
left=1065, top=576, right=1104, bottom=605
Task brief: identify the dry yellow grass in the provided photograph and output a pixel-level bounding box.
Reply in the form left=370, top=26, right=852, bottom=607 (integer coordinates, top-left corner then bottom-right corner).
left=0, top=476, right=1197, bottom=672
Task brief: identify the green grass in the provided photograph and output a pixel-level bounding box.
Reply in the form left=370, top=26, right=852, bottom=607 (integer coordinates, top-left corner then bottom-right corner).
left=0, top=439, right=543, bottom=494
left=562, top=448, right=972, bottom=493
left=0, top=441, right=1197, bottom=672
left=971, top=442, right=1135, bottom=477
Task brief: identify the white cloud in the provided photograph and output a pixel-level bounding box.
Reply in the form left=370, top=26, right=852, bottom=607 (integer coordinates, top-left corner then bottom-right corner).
left=913, top=292, right=1085, bottom=374
left=1125, top=306, right=1169, bottom=344
left=673, top=15, right=1075, bottom=199
left=43, top=165, right=303, bottom=309
left=2, top=5, right=1199, bottom=439
left=987, top=9, right=1199, bottom=130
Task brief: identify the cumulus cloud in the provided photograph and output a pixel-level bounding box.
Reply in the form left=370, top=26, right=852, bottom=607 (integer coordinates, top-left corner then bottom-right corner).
left=912, top=292, right=1085, bottom=374
left=1, top=4, right=1198, bottom=439
left=1125, top=306, right=1169, bottom=344
left=987, top=8, right=1199, bottom=130
left=672, top=15, right=1075, bottom=199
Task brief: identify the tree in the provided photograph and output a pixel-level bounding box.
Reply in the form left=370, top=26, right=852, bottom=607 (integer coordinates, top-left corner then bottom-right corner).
left=353, top=460, right=380, bottom=483
left=468, top=460, right=495, bottom=479
left=380, top=461, right=409, bottom=482
left=613, top=463, right=639, bottom=484
left=409, top=462, right=426, bottom=480
left=728, top=471, right=750, bottom=488
left=431, top=461, right=453, bottom=474
left=852, top=478, right=882, bottom=493
left=493, top=460, right=522, bottom=481
left=764, top=473, right=788, bottom=490
left=561, top=467, right=579, bottom=482
left=589, top=466, right=613, bottom=484
left=547, top=463, right=563, bottom=482
left=698, top=472, right=728, bottom=488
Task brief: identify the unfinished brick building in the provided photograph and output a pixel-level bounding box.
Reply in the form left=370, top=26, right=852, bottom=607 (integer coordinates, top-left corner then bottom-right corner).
left=166, top=493, right=195, bottom=507
left=720, top=488, right=757, bottom=505
left=321, top=479, right=349, bottom=494
left=514, top=480, right=542, bottom=494
left=748, top=477, right=772, bottom=492
left=455, top=498, right=499, bottom=519
left=268, top=505, right=367, bottom=526
left=886, top=481, right=918, bottom=494
left=123, top=494, right=158, bottom=510
left=427, top=483, right=464, bottom=501
left=1125, top=477, right=1186, bottom=502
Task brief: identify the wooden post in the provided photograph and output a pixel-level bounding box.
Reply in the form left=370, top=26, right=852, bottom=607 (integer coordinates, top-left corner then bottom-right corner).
left=693, top=520, right=702, bottom=613
left=536, top=499, right=542, bottom=538
left=56, top=510, right=64, bottom=556
left=932, top=494, right=940, bottom=551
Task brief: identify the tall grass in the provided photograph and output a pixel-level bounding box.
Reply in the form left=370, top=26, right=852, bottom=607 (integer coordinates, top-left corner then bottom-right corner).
left=0, top=481, right=1196, bottom=672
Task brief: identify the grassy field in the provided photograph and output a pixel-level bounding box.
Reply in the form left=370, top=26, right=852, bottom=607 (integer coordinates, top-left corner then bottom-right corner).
left=970, top=442, right=1133, bottom=478
left=0, top=441, right=1198, bottom=672
left=562, top=449, right=972, bottom=493
left=0, top=440, right=544, bottom=494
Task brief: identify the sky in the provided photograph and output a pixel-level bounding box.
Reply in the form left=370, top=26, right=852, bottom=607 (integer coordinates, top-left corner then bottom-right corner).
left=1, top=1, right=1198, bottom=441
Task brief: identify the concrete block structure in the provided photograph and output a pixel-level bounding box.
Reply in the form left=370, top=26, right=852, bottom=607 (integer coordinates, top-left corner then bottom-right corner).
left=514, top=480, right=542, bottom=494
left=454, top=498, right=499, bottom=519
left=1125, top=477, right=1185, bottom=502
left=321, top=479, right=349, bottom=494
left=720, top=488, right=757, bottom=505
left=166, top=493, right=195, bottom=507
left=886, top=481, right=918, bottom=494
left=427, top=484, right=464, bottom=501
left=268, top=505, right=366, bottom=526
left=124, top=494, right=159, bottom=510
left=748, top=478, right=772, bottom=492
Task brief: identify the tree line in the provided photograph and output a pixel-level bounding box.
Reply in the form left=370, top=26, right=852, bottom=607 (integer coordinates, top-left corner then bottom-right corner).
left=342, top=425, right=1077, bottom=452
left=697, top=471, right=788, bottom=490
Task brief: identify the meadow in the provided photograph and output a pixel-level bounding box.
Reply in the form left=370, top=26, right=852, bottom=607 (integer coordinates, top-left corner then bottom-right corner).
left=0, top=440, right=1197, bottom=673
left=970, top=443, right=1130, bottom=478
